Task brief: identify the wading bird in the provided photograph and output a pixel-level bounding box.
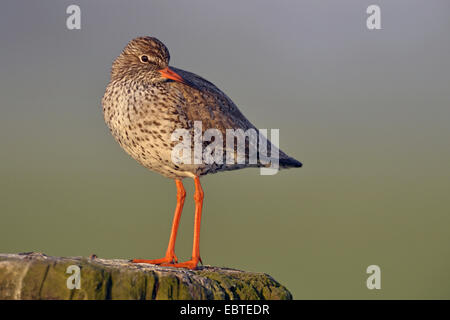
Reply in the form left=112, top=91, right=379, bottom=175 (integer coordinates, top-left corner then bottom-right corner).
left=102, top=37, right=302, bottom=269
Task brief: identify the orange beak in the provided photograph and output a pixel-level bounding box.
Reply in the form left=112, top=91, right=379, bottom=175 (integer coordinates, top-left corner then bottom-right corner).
left=159, top=67, right=187, bottom=85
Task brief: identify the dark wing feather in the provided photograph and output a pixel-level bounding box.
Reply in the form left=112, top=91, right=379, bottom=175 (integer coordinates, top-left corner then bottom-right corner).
left=167, top=67, right=302, bottom=168
left=168, top=67, right=256, bottom=134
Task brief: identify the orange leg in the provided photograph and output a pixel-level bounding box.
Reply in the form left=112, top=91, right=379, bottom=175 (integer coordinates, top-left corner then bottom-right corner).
left=132, top=179, right=186, bottom=265
left=162, top=176, right=204, bottom=270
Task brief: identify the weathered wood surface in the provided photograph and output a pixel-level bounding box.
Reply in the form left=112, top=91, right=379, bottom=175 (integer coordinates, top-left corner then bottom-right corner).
left=0, top=253, right=292, bottom=300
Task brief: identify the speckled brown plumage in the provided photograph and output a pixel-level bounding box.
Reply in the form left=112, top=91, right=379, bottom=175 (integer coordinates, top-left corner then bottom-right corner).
left=102, top=36, right=301, bottom=180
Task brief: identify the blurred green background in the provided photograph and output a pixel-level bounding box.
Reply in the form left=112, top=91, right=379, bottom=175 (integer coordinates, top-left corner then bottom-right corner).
left=1, top=0, right=450, bottom=299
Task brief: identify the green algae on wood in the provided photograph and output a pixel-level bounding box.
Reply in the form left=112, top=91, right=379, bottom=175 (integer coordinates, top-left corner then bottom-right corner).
left=0, top=253, right=292, bottom=300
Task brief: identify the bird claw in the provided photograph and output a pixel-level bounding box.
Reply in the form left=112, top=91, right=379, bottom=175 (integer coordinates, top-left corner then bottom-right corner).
left=161, top=257, right=201, bottom=270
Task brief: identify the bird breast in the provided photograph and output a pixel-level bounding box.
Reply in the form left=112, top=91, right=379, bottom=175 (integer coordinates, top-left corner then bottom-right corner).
left=102, top=79, right=197, bottom=178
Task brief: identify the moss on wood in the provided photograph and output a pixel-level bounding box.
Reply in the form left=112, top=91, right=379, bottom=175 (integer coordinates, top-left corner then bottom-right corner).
left=0, top=253, right=292, bottom=300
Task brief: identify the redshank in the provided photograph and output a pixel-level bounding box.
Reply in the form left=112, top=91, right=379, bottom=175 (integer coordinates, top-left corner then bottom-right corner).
left=102, top=37, right=302, bottom=269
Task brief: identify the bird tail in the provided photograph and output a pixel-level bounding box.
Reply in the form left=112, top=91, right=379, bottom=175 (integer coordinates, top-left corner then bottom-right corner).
left=279, top=156, right=303, bottom=168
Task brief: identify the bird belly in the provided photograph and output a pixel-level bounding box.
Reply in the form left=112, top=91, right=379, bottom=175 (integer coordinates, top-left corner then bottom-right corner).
left=103, top=86, right=202, bottom=179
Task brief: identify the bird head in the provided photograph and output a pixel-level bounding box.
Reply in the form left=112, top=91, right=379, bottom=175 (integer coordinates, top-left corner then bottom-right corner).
left=111, top=36, right=187, bottom=85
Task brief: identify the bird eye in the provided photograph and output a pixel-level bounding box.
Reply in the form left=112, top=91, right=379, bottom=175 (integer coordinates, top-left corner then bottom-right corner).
left=140, top=55, right=149, bottom=63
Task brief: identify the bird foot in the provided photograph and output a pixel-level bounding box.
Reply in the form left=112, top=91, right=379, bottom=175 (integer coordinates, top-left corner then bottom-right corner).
left=161, top=257, right=202, bottom=270
left=132, top=253, right=178, bottom=265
